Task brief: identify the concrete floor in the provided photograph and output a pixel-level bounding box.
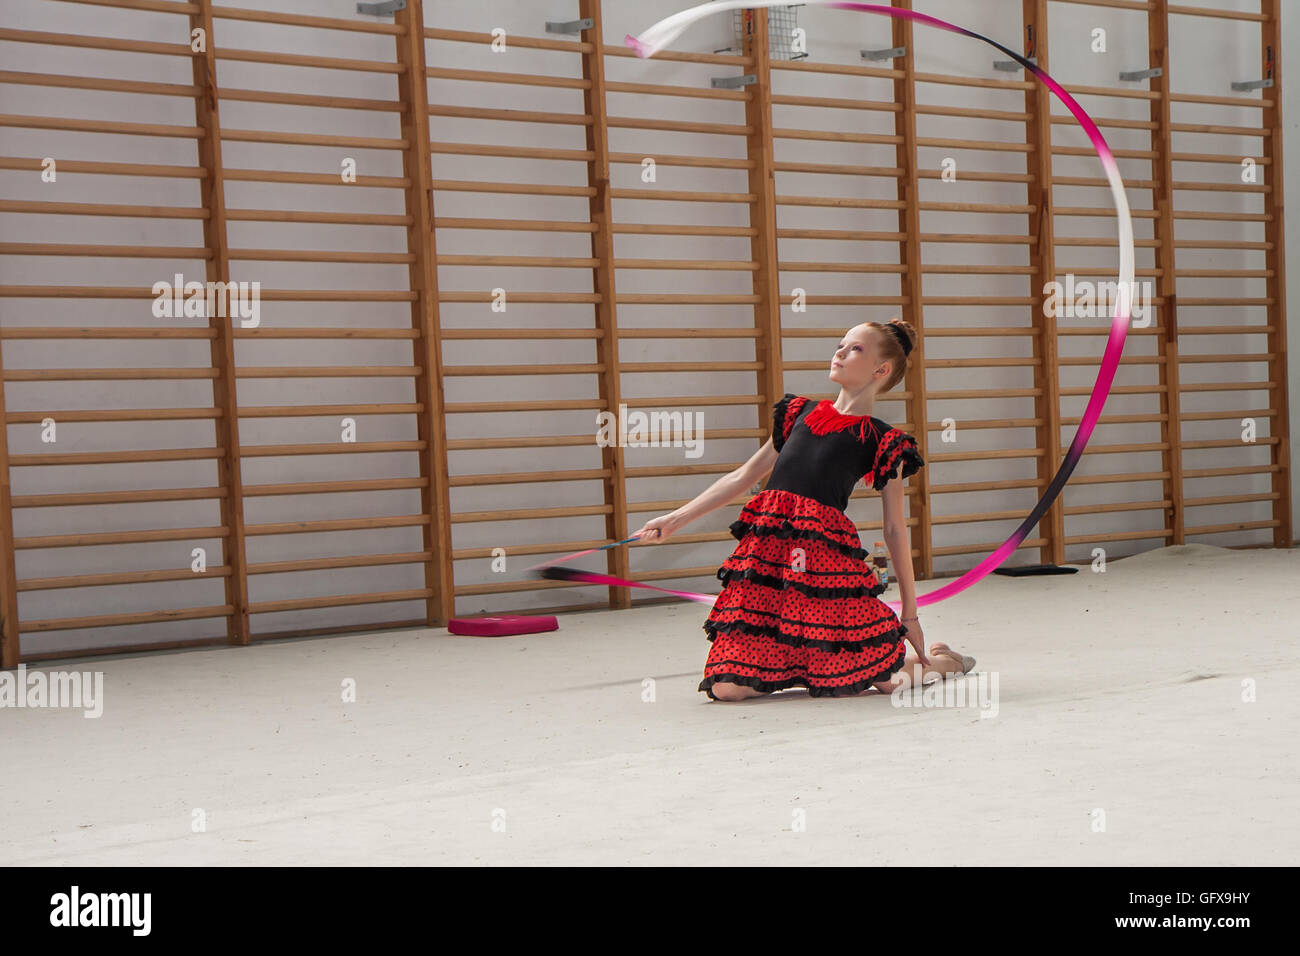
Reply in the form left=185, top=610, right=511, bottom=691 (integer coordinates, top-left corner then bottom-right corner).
left=2, top=542, right=1297, bottom=865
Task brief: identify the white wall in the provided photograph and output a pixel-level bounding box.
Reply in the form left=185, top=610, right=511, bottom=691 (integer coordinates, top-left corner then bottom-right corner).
left=0, top=0, right=1294, bottom=655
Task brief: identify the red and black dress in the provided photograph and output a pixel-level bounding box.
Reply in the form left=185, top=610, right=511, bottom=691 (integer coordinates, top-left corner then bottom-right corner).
left=699, top=393, right=925, bottom=699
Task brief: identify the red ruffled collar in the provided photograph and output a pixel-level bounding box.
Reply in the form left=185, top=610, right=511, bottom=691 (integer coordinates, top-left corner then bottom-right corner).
left=803, top=399, right=884, bottom=444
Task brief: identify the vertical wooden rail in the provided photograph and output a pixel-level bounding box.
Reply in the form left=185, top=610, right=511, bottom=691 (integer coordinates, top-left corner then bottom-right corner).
left=1147, top=0, right=1184, bottom=547
left=191, top=0, right=249, bottom=644
left=577, top=0, right=630, bottom=610
left=1022, top=0, right=1064, bottom=567
left=0, top=342, right=19, bottom=667
left=394, top=0, right=454, bottom=625
left=890, top=0, right=932, bottom=579
left=1259, top=0, right=1292, bottom=547
left=741, top=10, right=785, bottom=438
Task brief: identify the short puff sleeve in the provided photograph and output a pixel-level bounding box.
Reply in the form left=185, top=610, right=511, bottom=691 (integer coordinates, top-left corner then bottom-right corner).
left=772, top=393, right=809, bottom=452
left=869, top=429, right=924, bottom=490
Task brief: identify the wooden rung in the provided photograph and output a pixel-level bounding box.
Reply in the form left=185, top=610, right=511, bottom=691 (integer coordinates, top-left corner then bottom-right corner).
left=777, top=261, right=902, bottom=274
left=1166, top=3, right=1266, bottom=20
left=236, top=403, right=422, bottom=418
left=441, top=361, right=603, bottom=377
left=7, top=447, right=223, bottom=466
left=1063, top=530, right=1174, bottom=545
left=0, top=243, right=211, bottom=259
left=613, top=187, right=754, bottom=204
left=21, top=605, right=234, bottom=633
left=427, top=103, right=591, bottom=129
left=1182, top=437, right=1279, bottom=450
left=445, top=467, right=606, bottom=488
left=1171, top=91, right=1271, bottom=108
left=0, top=113, right=203, bottom=139
left=16, top=567, right=231, bottom=592
left=216, top=47, right=405, bottom=76
left=436, top=217, right=597, bottom=233
left=931, top=537, right=1048, bottom=558
left=767, top=58, right=897, bottom=81
left=1061, top=500, right=1170, bottom=517
left=917, top=170, right=1033, bottom=184
left=424, top=26, right=594, bottom=55
left=0, top=199, right=207, bottom=218
left=221, top=128, right=406, bottom=150
left=607, top=115, right=752, bottom=136
left=1056, top=83, right=1158, bottom=101
left=1176, top=269, right=1272, bottom=278
left=1181, top=408, right=1276, bottom=421
left=431, top=141, right=594, bottom=162
left=221, top=87, right=402, bottom=114
left=918, top=202, right=1035, bottom=214
left=774, top=195, right=905, bottom=210
left=916, top=137, right=1033, bottom=153
left=609, top=80, right=750, bottom=102
left=1050, top=114, right=1156, bottom=131
left=427, top=65, right=589, bottom=90
left=1053, top=145, right=1157, bottom=159
left=225, top=209, right=411, bottom=226
left=3, top=368, right=218, bottom=381
left=212, top=3, right=406, bottom=35
left=0, top=326, right=215, bottom=339
left=913, top=71, right=1031, bottom=92
left=1174, top=210, right=1270, bottom=222
left=438, top=254, right=600, bottom=268
left=1183, top=492, right=1280, bottom=507
left=248, top=589, right=433, bottom=615
left=247, top=551, right=432, bottom=575
left=226, top=248, right=413, bottom=264
left=1183, top=464, right=1281, bottom=478
left=1171, top=152, right=1269, bottom=165
left=434, top=180, right=596, bottom=199
left=919, top=233, right=1030, bottom=245
left=437, top=328, right=600, bottom=340
left=1180, top=381, right=1277, bottom=392
left=224, top=167, right=407, bottom=188
left=231, top=328, right=418, bottom=339
left=776, top=228, right=903, bottom=241
left=773, top=160, right=900, bottom=177
left=4, top=407, right=220, bottom=423
left=440, top=292, right=601, bottom=304
left=1184, top=520, right=1280, bottom=536
left=0, top=155, right=204, bottom=179
left=242, top=477, right=428, bottom=497
left=1178, top=298, right=1274, bottom=306
left=11, top=486, right=225, bottom=508
left=1170, top=122, right=1268, bottom=138
left=1055, top=206, right=1159, bottom=218
left=771, top=127, right=899, bottom=146
left=234, top=366, right=420, bottom=378
left=239, top=441, right=425, bottom=457
left=245, top=515, right=430, bottom=536
left=0, top=68, right=197, bottom=99
left=14, top=525, right=228, bottom=549
left=0, top=26, right=190, bottom=59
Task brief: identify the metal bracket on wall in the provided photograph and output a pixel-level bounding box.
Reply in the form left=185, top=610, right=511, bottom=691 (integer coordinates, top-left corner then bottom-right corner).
left=861, top=46, right=905, bottom=61
left=1119, top=67, right=1162, bottom=82
left=357, top=0, right=405, bottom=15
left=711, top=74, right=757, bottom=89
left=993, top=56, right=1035, bottom=71
left=1231, top=78, right=1273, bottom=92
left=546, top=18, right=593, bottom=34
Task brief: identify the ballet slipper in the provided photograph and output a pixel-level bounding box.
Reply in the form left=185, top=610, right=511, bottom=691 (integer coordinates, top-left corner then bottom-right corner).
left=929, top=642, right=977, bottom=675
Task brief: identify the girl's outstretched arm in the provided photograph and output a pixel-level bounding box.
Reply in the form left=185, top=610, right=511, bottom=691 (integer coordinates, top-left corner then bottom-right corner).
left=880, top=476, right=927, bottom=664
left=633, top=437, right=779, bottom=542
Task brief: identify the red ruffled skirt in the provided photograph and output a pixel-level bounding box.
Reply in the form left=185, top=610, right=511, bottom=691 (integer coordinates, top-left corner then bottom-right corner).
left=700, top=488, right=909, bottom=698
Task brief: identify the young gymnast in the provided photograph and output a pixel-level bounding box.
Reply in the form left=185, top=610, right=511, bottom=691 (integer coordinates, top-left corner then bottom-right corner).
left=635, top=319, right=975, bottom=700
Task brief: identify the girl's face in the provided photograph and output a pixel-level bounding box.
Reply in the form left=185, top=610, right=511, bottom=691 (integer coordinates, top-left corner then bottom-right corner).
left=829, top=327, right=881, bottom=391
